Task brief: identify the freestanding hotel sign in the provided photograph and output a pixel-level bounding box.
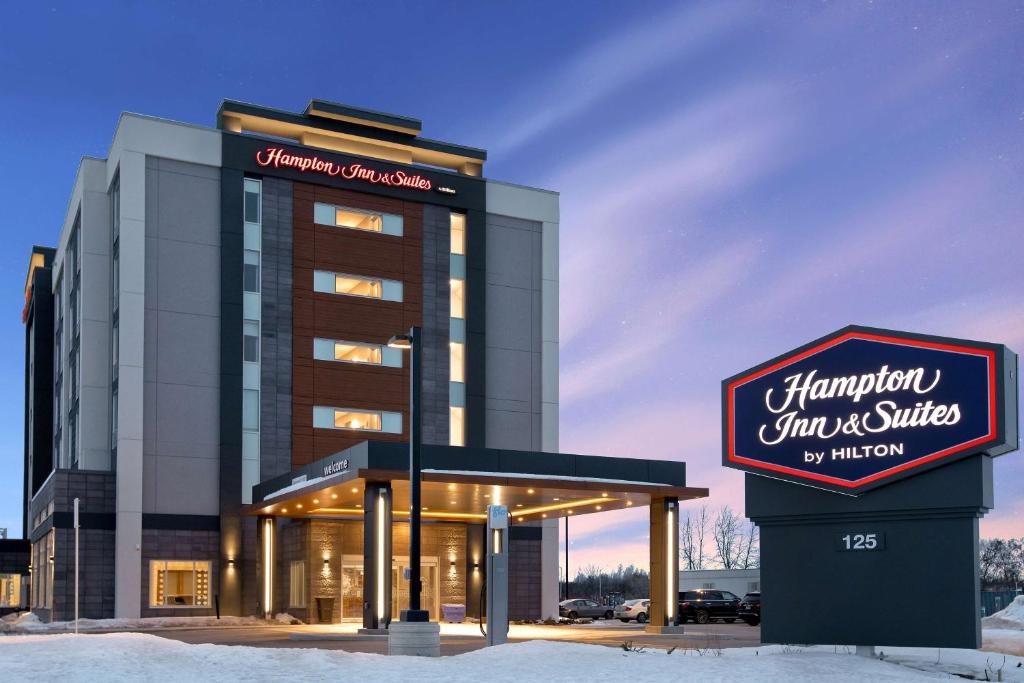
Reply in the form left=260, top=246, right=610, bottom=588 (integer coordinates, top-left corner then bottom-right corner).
left=724, top=325, right=1018, bottom=648
left=724, top=327, right=1015, bottom=494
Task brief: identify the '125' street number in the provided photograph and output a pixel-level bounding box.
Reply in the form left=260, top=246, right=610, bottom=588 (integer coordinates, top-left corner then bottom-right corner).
left=838, top=533, right=885, bottom=551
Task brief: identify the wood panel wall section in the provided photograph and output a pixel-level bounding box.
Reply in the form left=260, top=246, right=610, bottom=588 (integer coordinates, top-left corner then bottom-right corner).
left=292, top=182, right=423, bottom=467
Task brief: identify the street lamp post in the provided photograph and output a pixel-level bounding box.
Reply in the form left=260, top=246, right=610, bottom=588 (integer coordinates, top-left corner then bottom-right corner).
left=387, top=326, right=428, bottom=622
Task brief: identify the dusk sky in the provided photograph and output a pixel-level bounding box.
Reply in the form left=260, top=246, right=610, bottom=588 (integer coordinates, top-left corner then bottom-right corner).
left=0, top=2, right=1021, bottom=572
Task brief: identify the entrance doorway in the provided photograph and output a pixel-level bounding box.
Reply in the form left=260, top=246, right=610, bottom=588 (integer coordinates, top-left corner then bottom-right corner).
left=339, top=554, right=441, bottom=622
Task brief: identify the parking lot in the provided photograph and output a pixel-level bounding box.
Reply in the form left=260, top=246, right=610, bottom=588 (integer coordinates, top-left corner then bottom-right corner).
left=152, top=620, right=762, bottom=656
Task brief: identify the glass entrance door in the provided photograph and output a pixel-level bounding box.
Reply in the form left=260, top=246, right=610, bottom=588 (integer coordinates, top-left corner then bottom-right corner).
left=341, top=555, right=364, bottom=621
left=341, top=555, right=440, bottom=621
left=392, top=556, right=439, bottom=621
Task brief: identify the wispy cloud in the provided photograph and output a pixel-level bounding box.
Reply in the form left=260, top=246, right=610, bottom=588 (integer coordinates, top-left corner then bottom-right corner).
left=482, top=2, right=749, bottom=156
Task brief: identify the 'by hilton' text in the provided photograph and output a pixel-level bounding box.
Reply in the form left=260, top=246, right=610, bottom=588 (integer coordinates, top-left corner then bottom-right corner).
left=758, top=364, right=961, bottom=449
left=255, top=147, right=432, bottom=191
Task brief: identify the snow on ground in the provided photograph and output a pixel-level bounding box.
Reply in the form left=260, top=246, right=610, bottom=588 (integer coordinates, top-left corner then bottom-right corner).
left=983, top=595, right=1024, bottom=631
left=984, top=629, right=1024, bottom=657
left=0, top=611, right=268, bottom=634
left=2, top=633, right=1024, bottom=682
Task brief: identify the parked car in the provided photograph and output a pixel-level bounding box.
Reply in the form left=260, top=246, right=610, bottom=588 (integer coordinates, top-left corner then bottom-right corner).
left=738, top=591, right=761, bottom=626
left=678, top=589, right=741, bottom=624
left=559, top=598, right=614, bottom=620
left=614, top=599, right=650, bottom=623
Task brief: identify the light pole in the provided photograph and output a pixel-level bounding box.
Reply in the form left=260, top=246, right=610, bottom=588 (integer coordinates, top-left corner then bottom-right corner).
left=387, top=326, right=428, bottom=623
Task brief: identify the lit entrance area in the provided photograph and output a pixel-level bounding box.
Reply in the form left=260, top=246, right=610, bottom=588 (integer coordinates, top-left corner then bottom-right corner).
left=249, top=441, right=708, bottom=631
left=340, top=555, right=440, bottom=621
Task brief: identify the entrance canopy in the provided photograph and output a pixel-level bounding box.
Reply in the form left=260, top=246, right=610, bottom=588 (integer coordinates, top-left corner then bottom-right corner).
left=249, top=441, right=708, bottom=522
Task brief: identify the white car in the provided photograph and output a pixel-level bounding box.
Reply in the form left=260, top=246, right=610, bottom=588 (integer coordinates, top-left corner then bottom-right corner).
left=613, top=599, right=649, bottom=623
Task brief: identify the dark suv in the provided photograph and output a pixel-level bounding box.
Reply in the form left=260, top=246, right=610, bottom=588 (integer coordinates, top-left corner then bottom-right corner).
left=678, top=589, right=741, bottom=624
left=738, top=591, right=761, bottom=626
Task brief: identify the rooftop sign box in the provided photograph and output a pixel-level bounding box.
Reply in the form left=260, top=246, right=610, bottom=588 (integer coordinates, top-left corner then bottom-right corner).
left=723, top=325, right=1017, bottom=495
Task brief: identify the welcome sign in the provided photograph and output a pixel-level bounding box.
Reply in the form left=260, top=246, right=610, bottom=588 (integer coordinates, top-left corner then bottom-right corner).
left=723, top=326, right=1016, bottom=494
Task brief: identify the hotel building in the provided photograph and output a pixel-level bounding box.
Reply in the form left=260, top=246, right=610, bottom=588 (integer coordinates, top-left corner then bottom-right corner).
left=20, top=99, right=705, bottom=626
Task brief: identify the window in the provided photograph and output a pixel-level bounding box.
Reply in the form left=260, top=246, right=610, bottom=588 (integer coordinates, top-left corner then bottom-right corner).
left=450, top=278, right=465, bottom=319
left=243, top=390, right=259, bottom=431
left=243, top=250, right=260, bottom=292
left=289, top=561, right=307, bottom=608
left=313, top=271, right=402, bottom=302
left=450, top=213, right=466, bottom=255
left=449, top=407, right=465, bottom=447
left=149, top=560, right=211, bottom=607
left=313, top=338, right=402, bottom=367
left=313, top=406, right=402, bottom=434
left=244, top=179, right=261, bottom=223
left=314, top=202, right=403, bottom=236
left=0, top=574, right=22, bottom=608
left=243, top=320, right=260, bottom=362
left=449, top=342, right=465, bottom=383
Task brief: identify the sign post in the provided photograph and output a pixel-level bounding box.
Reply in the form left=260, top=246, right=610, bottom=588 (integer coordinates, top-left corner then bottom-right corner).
left=723, top=326, right=1017, bottom=648
left=74, top=497, right=79, bottom=635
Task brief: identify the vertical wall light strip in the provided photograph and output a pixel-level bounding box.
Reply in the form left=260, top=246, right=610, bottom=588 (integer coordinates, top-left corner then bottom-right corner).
left=666, top=504, right=675, bottom=622
left=376, top=492, right=385, bottom=621
left=262, top=518, right=273, bottom=617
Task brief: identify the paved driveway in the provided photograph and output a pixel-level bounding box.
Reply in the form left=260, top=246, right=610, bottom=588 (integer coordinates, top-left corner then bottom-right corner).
left=152, top=620, right=762, bottom=656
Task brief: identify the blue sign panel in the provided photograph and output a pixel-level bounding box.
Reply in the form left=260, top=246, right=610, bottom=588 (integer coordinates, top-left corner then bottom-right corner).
left=723, top=326, right=1016, bottom=494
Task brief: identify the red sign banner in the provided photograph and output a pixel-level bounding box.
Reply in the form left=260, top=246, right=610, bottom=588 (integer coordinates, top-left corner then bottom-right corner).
left=255, top=147, right=432, bottom=191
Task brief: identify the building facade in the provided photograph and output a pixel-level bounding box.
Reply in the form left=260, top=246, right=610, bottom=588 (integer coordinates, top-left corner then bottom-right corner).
left=22, top=99, right=704, bottom=626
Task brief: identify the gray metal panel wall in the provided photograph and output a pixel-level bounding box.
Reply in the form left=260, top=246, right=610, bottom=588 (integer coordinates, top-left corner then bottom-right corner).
left=143, top=157, right=222, bottom=516
left=483, top=213, right=543, bottom=450
left=421, top=204, right=452, bottom=446
left=260, top=178, right=294, bottom=479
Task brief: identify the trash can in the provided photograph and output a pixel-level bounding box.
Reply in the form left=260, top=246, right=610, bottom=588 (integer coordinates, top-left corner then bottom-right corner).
left=315, top=597, right=335, bottom=624
left=441, top=603, right=466, bottom=623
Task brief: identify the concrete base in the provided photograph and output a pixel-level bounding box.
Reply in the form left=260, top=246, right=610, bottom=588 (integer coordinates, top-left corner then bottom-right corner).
left=645, top=624, right=686, bottom=635
left=388, top=620, right=441, bottom=657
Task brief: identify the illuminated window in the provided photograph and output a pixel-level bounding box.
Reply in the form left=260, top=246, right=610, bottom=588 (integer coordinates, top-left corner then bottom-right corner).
left=289, top=561, right=307, bottom=608
left=314, top=271, right=402, bottom=302
left=314, top=202, right=403, bottom=236
left=450, top=213, right=465, bottom=255
left=149, top=560, right=211, bottom=607
left=450, top=279, right=465, bottom=319
left=450, top=407, right=465, bottom=447
left=312, top=338, right=401, bottom=367
left=313, top=406, right=402, bottom=434
left=0, top=574, right=22, bottom=608
left=450, top=342, right=465, bottom=383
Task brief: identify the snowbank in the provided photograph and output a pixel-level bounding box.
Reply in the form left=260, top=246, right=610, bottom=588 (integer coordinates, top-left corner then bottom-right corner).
left=983, top=595, right=1024, bottom=631
left=3, top=633, right=1023, bottom=682
left=0, top=614, right=267, bottom=634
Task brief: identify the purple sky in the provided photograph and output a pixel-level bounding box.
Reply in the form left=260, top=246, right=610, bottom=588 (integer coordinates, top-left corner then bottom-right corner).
left=0, top=2, right=1020, bottom=571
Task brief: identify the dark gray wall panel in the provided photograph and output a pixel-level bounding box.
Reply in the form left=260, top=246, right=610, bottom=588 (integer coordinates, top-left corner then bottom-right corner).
left=421, top=204, right=451, bottom=446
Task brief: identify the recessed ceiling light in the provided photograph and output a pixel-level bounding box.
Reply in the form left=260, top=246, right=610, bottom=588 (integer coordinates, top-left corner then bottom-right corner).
left=356, top=504, right=362, bottom=508
left=568, top=510, right=574, bottom=514
left=296, top=503, right=303, bottom=509
left=542, top=514, right=547, bottom=518
left=595, top=505, right=602, bottom=510
left=448, top=484, right=456, bottom=491
left=527, top=489, right=535, bottom=494
left=450, top=500, right=457, bottom=505
left=601, top=493, right=608, bottom=497
left=422, top=507, right=429, bottom=511
left=281, top=508, right=288, bottom=513
left=313, top=499, right=319, bottom=504
left=332, top=494, right=338, bottom=499
left=516, top=504, right=523, bottom=508
left=351, top=487, right=358, bottom=493
left=626, top=501, right=633, bottom=507
left=553, top=498, right=560, bottom=501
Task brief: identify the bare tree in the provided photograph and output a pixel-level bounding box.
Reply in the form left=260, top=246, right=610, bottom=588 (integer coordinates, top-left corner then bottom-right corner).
left=680, top=505, right=710, bottom=570
left=737, top=521, right=760, bottom=569
left=713, top=506, right=743, bottom=569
